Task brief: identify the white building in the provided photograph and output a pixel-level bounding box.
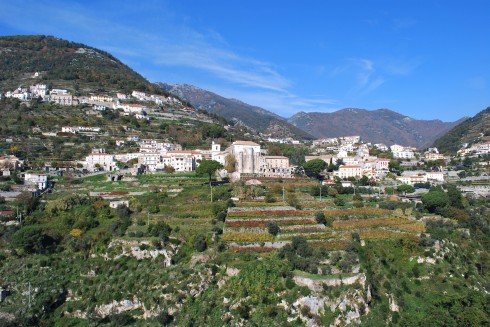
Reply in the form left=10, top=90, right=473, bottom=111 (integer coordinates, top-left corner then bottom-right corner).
left=161, top=151, right=198, bottom=172
left=29, top=84, right=47, bottom=98
left=117, top=93, right=128, bottom=100
left=260, top=156, right=291, bottom=177
left=374, top=143, right=388, bottom=151
left=426, top=171, right=444, bottom=182
left=339, top=135, right=361, bottom=145
left=335, top=165, right=363, bottom=179
left=89, top=95, right=113, bottom=102
left=50, top=90, right=77, bottom=106
left=227, top=141, right=262, bottom=175
left=312, top=138, right=338, bottom=146
left=116, top=103, right=146, bottom=114
left=61, top=126, right=78, bottom=134
left=131, top=90, right=147, bottom=101
left=138, top=152, right=161, bottom=171
left=397, top=174, right=427, bottom=185
left=84, top=154, right=117, bottom=172
left=24, top=172, right=48, bottom=190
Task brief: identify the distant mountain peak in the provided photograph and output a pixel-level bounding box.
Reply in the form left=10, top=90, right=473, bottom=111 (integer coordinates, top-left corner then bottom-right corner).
left=157, top=82, right=313, bottom=140
left=288, top=108, right=461, bottom=148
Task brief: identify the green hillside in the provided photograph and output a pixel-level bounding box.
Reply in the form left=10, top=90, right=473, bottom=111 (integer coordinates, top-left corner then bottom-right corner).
left=433, top=107, right=490, bottom=153
left=0, top=35, right=167, bottom=95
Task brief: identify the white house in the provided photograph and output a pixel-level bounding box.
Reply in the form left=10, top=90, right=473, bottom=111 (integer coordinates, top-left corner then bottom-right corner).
left=161, top=151, right=197, bottom=172
left=426, top=171, right=444, bottom=182
left=397, top=174, right=427, bottom=185
left=131, top=90, right=147, bottom=101
left=138, top=152, right=161, bottom=171
left=260, top=156, right=291, bottom=178
left=24, top=173, right=48, bottom=191
left=117, top=103, right=146, bottom=114
left=89, top=95, right=113, bottom=102
left=339, top=135, right=361, bottom=145
left=376, top=158, right=390, bottom=171
left=85, top=154, right=117, bottom=172
left=335, top=165, right=363, bottom=179
left=29, top=84, right=47, bottom=98
left=116, top=93, right=128, bottom=100
left=61, top=126, right=78, bottom=134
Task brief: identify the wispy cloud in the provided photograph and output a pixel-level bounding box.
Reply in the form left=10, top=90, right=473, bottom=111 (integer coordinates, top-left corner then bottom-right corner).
left=0, top=1, right=340, bottom=115
left=393, top=17, right=417, bottom=30
left=212, top=87, right=339, bottom=117
left=334, top=58, right=385, bottom=96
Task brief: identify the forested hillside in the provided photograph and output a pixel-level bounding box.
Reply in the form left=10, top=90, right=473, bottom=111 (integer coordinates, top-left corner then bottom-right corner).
left=433, top=106, right=490, bottom=153
left=0, top=35, right=168, bottom=95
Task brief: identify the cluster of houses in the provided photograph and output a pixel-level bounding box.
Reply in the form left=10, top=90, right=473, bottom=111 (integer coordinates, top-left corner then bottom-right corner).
left=2, top=84, right=190, bottom=121
left=308, top=135, right=450, bottom=185
left=458, top=141, right=490, bottom=157
left=266, top=137, right=301, bottom=144
left=0, top=155, right=48, bottom=193
left=80, top=140, right=292, bottom=180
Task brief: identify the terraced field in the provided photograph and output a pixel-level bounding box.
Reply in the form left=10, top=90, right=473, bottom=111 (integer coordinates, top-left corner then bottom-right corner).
left=224, top=189, right=425, bottom=252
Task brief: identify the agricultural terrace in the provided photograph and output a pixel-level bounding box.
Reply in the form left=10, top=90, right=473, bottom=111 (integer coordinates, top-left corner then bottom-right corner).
left=223, top=179, right=425, bottom=252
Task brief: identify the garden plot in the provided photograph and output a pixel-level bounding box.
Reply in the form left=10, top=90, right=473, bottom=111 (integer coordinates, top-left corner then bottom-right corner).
left=224, top=202, right=425, bottom=252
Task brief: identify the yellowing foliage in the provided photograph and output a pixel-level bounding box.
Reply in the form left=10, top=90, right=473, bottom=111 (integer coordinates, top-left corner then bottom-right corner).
left=69, top=229, right=83, bottom=237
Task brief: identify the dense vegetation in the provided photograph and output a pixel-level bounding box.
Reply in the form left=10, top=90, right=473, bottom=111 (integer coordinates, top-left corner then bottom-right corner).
left=433, top=106, right=490, bottom=153
left=1, top=173, right=489, bottom=326
left=0, top=35, right=171, bottom=95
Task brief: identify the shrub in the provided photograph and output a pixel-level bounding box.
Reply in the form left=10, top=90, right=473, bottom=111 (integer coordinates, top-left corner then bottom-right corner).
left=267, top=222, right=280, bottom=236
left=315, top=212, right=327, bottom=225
left=116, top=205, right=131, bottom=219
left=353, top=194, right=363, bottom=202
left=327, top=188, right=338, bottom=198
left=109, top=312, right=135, bottom=326
left=194, top=234, right=207, bottom=252
left=226, top=199, right=236, bottom=208
left=216, top=212, right=227, bottom=222
left=334, top=198, right=345, bottom=206
left=12, top=226, right=56, bottom=254
left=286, top=193, right=302, bottom=210
left=265, top=193, right=277, bottom=203
left=148, top=222, right=172, bottom=242
left=157, top=310, right=174, bottom=326
left=212, top=202, right=227, bottom=215
left=353, top=201, right=364, bottom=208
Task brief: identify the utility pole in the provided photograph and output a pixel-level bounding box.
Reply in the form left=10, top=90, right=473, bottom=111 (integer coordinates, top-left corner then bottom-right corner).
left=17, top=206, right=22, bottom=224
left=210, top=182, right=213, bottom=203
left=147, top=212, right=150, bottom=226
left=282, top=186, right=285, bottom=203
left=28, top=282, right=31, bottom=308
left=319, top=183, right=322, bottom=200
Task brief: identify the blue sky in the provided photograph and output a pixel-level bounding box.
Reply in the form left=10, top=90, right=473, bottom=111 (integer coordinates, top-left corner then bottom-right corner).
left=0, top=0, right=489, bottom=121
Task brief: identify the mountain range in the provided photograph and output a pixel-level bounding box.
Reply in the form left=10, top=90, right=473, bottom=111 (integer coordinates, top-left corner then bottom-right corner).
left=159, top=82, right=463, bottom=148
left=157, top=83, right=313, bottom=140
left=288, top=109, right=464, bottom=149
left=0, top=35, right=473, bottom=149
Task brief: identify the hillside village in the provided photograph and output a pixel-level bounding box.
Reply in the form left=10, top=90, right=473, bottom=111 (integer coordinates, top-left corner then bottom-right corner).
left=0, top=35, right=489, bottom=327
left=1, top=80, right=489, bottom=198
